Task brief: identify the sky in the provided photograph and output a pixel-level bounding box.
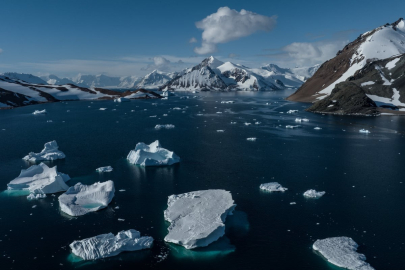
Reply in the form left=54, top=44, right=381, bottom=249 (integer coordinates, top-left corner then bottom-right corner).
left=0, top=0, right=404, bottom=78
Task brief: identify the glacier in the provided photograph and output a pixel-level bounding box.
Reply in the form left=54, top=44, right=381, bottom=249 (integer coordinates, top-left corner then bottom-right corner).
left=7, top=163, right=70, bottom=199
left=127, top=140, right=180, bottom=166
left=23, top=140, right=66, bottom=162
left=164, top=189, right=236, bottom=249
left=58, top=181, right=115, bottom=216
left=69, top=229, right=153, bottom=260
left=313, top=237, right=375, bottom=270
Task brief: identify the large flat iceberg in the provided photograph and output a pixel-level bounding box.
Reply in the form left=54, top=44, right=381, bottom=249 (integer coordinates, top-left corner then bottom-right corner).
left=59, top=181, right=115, bottom=216
left=7, top=163, right=70, bottom=199
left=23, top=140, right=66, bottom=162
left=164, top=189, right=236, bottom=249
left=313, top=237, right=375, bottom=270
left=70, top=229, right=153, bottom=260
left=127, top=140, right=180, bottom=166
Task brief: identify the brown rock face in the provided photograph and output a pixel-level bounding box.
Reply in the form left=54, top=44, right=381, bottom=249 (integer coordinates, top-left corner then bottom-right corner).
left=306, top=82, right=378, bottom=116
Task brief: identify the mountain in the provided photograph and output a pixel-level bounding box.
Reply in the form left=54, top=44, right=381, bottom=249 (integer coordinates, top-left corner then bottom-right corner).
left=2, top=72, right=48, bottom=85
left=133, top=70, right=176, bottom=89
left=0, top=75, right=161, bottom=109
left=40, top=74, right=76, bottom=85
left=288, top=18, right=405, bottom=103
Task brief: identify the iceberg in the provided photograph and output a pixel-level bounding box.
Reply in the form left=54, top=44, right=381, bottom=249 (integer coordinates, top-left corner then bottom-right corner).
left=59, top=181, right=115, bottom=216
left=155, top=124, right=175, bottom=130
left=96, top=166, right=113, bottom=173
left=221, top=101, right=234, bottom=104
left=313, top=237, right=375, bottom=270
left=7, top=163, right=70, bottom=199
left=114, top=97, right=130, bottom=102
left=246, top=137, right=257, bottom=141
left=32, top=109, right=47, bottom=115
left=162, top=90, right=175, bottom=97
left=260, top=182, right=288, bottom=192
left=359, top=129, right=370, bottom=134
left=286, top=125, right=300, bottom=129
left=164, top=189, right=236, bottom=249
left=70, top=229, right=153, bottom=260
left=303, top=189, right=325, bottom=198
left=314, top=127, right=322, bottom=130
left=286, top=110, right=298, bottom=114
left=127, top=140, right=180, bottom=167
left=23, top=140, right=66, bottom=162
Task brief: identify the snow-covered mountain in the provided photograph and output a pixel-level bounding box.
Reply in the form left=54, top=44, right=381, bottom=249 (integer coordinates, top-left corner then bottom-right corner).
left=162, top=56, right=317, bottom=91
left=2, top=72, right=48, bottom=85
left=289, top=18, right=405, bottom=103
left=133, top=70, right=176, bottom=89
left=40, top=74, right=76, bottom=85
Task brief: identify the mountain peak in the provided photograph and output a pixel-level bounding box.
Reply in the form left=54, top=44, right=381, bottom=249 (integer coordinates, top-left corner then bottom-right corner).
left=201, top=56, right=224, bottom=69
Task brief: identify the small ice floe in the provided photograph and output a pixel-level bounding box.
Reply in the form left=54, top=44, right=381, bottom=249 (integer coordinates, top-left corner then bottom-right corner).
left=161, top=97, right=168, bottom=100
left=247, top=137, right=257, bottom=141
left=32, top=109, right=47, bottom=115
left=255, top=122, right=261, bottom=125
left=230, top=122, right=237, bottom=124
left=114, top=97, right=130, bottom=102
left=216, top=112, right=222, bottom=114
left=149, top=115, right=157, bottom=118
left=173, top=107, right=182, bottom=110
left=118, top=218, right=125, bottom=222
left=155, top=124, right=175, bottom=130
left=260, top=182, right=288, bottom=192
left=164, top=190, right=235, bottom=249
left=295, top=118, right=302, bottom=122
left=286, top=110, right=298, bottom=114
left=7, top=163, right=70, bottom=200
left=359, top=129, right=370, bottom=134
left=99, top=108, right=107, bottom=111
left=221, top=101, right=234, bottom=104
left=96, top=166, right=113, bottom=173
left=314, top=127, right=322, bottom=130
left=69, top=229, right=153, bottom=260
left=163, top=114, right=168, bottom=116
left=217, top=130, right=225, bottom=132
left=23, top=141, right=66, bottom=162
left=286, top=125, right=299, bottom=129
left=244, top=122, right=252, bottom=126
left=290, top=202, right=296, bottom=205
left=313, top=237, right=375, bottom=270
left=119, top=189, right=126, bottom=192
left=58, top=181, right=115, bottom=216
left=162, top=90, right=175, bottom=97
left=302, top=118, right=309, bottom=122
left=196, top=114, right=204, bottom=116
left=303, top=189, right=325, bottom=199
left=127, top=140, right=180, bottom=166
left=46, top=120, right=53, bottom=123
left=115, top=206, right=120, bottom=209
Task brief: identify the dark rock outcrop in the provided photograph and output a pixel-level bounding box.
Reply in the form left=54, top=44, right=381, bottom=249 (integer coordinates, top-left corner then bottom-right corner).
left=306, top=82, right=378, bottom=116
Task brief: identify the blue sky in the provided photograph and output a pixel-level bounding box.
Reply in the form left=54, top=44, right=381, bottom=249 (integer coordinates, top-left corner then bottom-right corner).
left=0, top=0, right=404, bottom=77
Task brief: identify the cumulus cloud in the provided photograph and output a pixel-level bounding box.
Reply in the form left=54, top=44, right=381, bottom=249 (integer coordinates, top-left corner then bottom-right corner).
left=194, top=7, right=276, bottom=55
left=189, top=37, right=197, bottom=43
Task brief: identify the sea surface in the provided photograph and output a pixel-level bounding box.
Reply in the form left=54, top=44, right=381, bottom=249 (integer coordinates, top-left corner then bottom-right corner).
left=0, top=90, right=404, bottom=270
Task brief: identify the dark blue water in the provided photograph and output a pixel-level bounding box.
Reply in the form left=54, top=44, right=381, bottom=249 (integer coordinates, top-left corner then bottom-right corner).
left=1, top=91, right=404, bottom=270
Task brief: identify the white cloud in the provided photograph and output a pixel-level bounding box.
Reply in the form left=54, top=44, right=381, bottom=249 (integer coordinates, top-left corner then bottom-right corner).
left=194, top=7, right=277, bottom=55
left=189, top=37, right=197, bottom=43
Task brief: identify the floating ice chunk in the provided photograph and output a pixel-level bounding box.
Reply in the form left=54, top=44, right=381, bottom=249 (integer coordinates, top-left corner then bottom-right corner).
left=255, top=122, right=261, bottom=125
left=127, top=140, right=180, bottom=167
left=69, top=229, right=153, bottom=260
left=99, top=108, right=107, bottom=111
left=286, top=110, right=298, bottom=114
left=96, top=166, right=113, bottom=173
left=216, top=112, right=222, bottom=114
left=260, top=182, right=288, bottom=192
left=58, top=181, right=115, bottom=217
left=286, top=125, right=300, bottom=129
left=149, top=115, right=157, bottom=118
left=244, top=122, right=252, bottom=126
left=173, top=107, right=182, bottom=110
left=162, top=90, right=174, bottom=97
left=314, top=127, right=322, bottom=130
left=246, top=138, right=256, bottom=141
left=155, top=124, right=175, bottom=130
left=221, top=101, right=234, bottom=104
left=313, top=237, right=375, bottom=270
left=302, top=118, right=309, bottom=122
left=230, top=122, right=237, bottom=124
left=217, top=130, right=225, bottom=132
left=164, top=190, right=236, bottom=249
left=114, top=97, right=130, bottom=102
left=295, top=118, right=302, bottom=122
left=23, top=141, right=66, bottom=162
left=161, top=97, right=168, bottom=100
left=163, top=114, right=168, bottom=116
left=359, top=129, right=370, bottom=134
left=303, top=189, right=325, bottom=198
left=290, top=202, right=296, bottom=205
left=7, top=163, right=70, bottom=199
left=32, top=109, right=47, bottom=115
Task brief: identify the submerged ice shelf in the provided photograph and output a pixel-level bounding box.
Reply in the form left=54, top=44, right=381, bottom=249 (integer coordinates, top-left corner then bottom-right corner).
left=127, top=140, right=180, bottom=166
left=7, top=163, right=70, bottom=199
left=313, top=237, right=375, bottom=270
left=59, top=181, right=115, bottom=216
left=164, top=189, right=236, bottom=249
left=23, top=140, right=66, bottom=162
left=70, top=229, right=153, bottom=260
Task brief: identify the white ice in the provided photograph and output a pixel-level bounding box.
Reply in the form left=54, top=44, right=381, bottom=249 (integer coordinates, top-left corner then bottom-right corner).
left=155, top=124, right=175, bottom=130
left=247, top=137, right=257, bottom=141
left=359, top=129, right=371, bottom=134
left=164, top=189, right=236, bottom=249
left=127, top=140, right=180, bottom=166
left=313, top=237, right=375, bottom=270
left=58, top=181, right=115, bottom=216
left=260, top=182, right=288, bottom=192
left=114, top=97, right=130, bottom=102
left=70, top=229, right=153, bottom=260
left=32, top=109, right=47, bottom=115
left=303, top=189, right=325, bottom=198
left=23, top=140, right=66, bottom=162
left=96, top=166, right=113, bottom=173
